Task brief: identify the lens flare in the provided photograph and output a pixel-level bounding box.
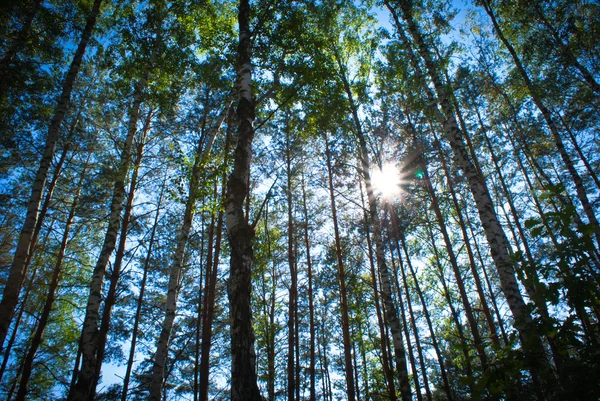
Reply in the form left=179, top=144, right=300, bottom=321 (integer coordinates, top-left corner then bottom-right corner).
left=371, top=163, right=401, bottom=199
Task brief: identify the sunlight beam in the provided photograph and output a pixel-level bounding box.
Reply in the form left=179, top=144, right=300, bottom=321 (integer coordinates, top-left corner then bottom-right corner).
left=371, top=163, right=402, bottom=200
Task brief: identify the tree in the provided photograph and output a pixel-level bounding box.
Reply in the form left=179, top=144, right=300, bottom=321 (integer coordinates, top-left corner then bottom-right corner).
left=224, top=0, right=262, bottom=399
left=0, top=0, right=104, bottom=352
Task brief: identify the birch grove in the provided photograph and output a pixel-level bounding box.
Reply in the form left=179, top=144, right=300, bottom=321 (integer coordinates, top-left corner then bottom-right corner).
left=1, top=0, right=599, bottom=400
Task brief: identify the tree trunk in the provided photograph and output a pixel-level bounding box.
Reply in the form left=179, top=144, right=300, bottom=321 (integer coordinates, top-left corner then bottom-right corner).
left=120, top=170, right=168, bottom=401
left=148, top=102, right=226, bottom=400
left=556, top=114, right=600, bottom=193
left=225, top=0, right=262, bottom=398
left=391, top=237, right=431, bottom=401
left=268, top=247, right=276, bottom=401
left=389, top=246, right=423, bottom=401
left=0, top=219, right=55, bottom=385
left=286, top=128, right=297, bottom=401
left=358, top=182, right=397, bottom=401
left=425, top=218, right=474, bottom=381
left=91, top=112, right=151, bottom=394
left=69, top=47, right=154, bottom=401
left=464, top=199, right=510, bottom=344
left=334, top=47, right=412, bottom=401
left=388, top=2, right=557, bottom=397
left=195, top=208, right=210, bottom=401
left=198, top=106, right=232, bottom=401
left=399, top=230, right=455, bottom=401
left=300, top=171, right=316, bottom=401
left=0, top=140, right=73, bottom=383
left=0, top=0, right=103, bottom=352
left=427, top=120, right=501, bottom=347
left=324, top=135, right=356, bottom=401
left=15, top=153, right=91, bottom=400
left=424, top=166, right=489, bottom=370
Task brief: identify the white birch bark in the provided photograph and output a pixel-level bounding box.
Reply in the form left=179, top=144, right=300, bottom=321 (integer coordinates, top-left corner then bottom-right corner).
left=226, top=1, right=263, bottom=399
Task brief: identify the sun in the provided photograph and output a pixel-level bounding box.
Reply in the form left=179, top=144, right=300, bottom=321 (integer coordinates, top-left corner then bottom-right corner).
left=370, top=163, right=402, bottom=200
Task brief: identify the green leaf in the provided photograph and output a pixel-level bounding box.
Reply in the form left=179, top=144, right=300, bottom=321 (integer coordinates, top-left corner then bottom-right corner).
left=578, top=224, right=595, bottom=236
left=531, top=226, right=544, bottom=237
left=525, top=218, right=540, bottom=229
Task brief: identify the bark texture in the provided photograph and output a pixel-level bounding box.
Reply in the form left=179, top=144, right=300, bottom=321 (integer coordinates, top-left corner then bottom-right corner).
left=225, top=0, right=262, bottom=399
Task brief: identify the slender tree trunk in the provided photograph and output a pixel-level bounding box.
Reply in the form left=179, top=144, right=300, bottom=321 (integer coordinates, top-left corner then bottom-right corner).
left=23, top=141, right=73, bottom=277
left=195, top=207, right=210, bottom=401
left=477, top=121, right=545, bottom=293
left=198, top=109, right=232, bottom=401
left=0, top=220, right=54, bottom=384
left=351, top=326, right=361, bottom=401
left=424, top=166, right=489, bottom=370
left=225, top=0, right=262, bottom=398
left=120, top=170, right=167, bottom=401
left=194, top=209, right=208, bottom=401
left=69, top=336, right=83, bottom=395
left=91, top=112, right=151, bottom=395
left=286, top=128, right=297, bottom=401
left=399, top=230, right=455, bottom=401
left=358, top=319, right=370, bottom=401
left=0, top=0, right=103, bottom=351
left=358, top=170, right=397, bottom=401
left=260, top=200, right=276, bottom=401
left=391, top=238, right=431, bottom=401
left=556, top=114, right=600, bottom=193
left=324, top=135, right=356, bottom=401
left=15, top=153, right=91, bottom=400
left=69, top=48, right=154, bottom=401
left=319, top=322, right=333, bottom=401
left=425, top=218, right=473, bottom=380
left=389, top=246, right=423, bottom=401
left=148, top=103, right=225, bottom=400
left=0, top=141, right=72, bottom=382
left=427, top=123, right=501, bottom=347
left=301, top=171, right=316, bottom=401
left=464, top=200, right=509, bottom=344
left=294, top=255, right=301, bottom=401
left=268, top=255, right=276, bottom=401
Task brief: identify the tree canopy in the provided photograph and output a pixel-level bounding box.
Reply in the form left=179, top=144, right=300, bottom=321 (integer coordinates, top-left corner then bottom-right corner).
left=1, top=0, right=599, bottom=400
